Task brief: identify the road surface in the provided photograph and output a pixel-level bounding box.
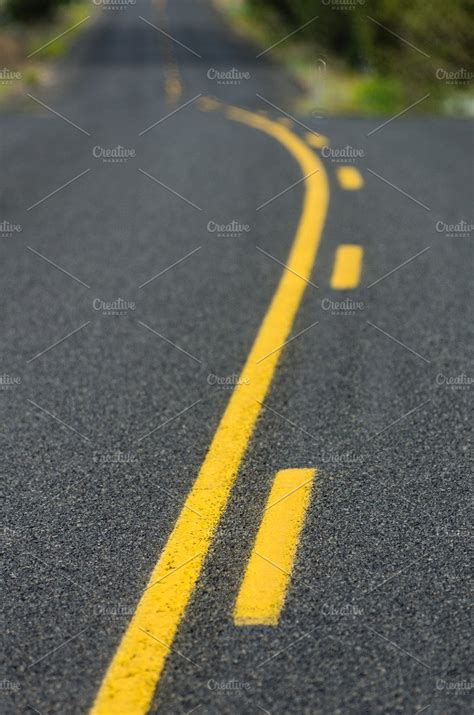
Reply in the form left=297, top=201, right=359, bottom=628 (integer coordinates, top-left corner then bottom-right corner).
left=1, top=0, right=472, bottom=713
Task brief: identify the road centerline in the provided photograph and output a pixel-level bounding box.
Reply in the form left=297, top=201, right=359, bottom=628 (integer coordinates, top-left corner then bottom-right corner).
left=90, top=102, right=330, bottom=715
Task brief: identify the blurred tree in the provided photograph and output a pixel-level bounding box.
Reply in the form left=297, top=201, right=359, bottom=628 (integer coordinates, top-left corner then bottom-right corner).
left=5, top=0, right=71, bottom=22
left=248, top=0, right=473, bottom=77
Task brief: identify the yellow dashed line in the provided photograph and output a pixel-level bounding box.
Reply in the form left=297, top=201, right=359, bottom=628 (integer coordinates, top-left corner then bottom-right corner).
left=276, top=117, right=294, bottom=128
left=336, top=165, right=364, bottom=190
left=234, top=468, right=316, bottom=626
left=165, top=70, right=182, bottom=105
left=155, top=0, right=182, bottom=105
left=90, top=102, right=329, bottom=715
left=305, top=132, right=329, bottom=149
left=330, top=244, right=363, bottom=289
left=198, top=95, right=220, bottom=111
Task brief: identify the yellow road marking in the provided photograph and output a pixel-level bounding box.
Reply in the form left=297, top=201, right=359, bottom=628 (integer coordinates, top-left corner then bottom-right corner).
left=330, top=244, right=363, bottom=289
left=198, top=95, right=220, bottom=112
left=234, top=468, right=316, bottom=625
left=90, top=103, right=329, bottom=715
left=276, top=117, right=294, bottom=128
left=165, top=70, right=182, bottom=105
left=305, top=132, right=329, bottom=149
left=336, top=165, right=364, bottom=190
left=155, top=0, right=182, bottom=105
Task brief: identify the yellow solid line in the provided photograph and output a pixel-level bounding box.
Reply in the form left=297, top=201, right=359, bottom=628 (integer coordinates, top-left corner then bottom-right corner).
left=90, top=104, right=329, bottom=715
left=336, top=165, right=364, bottom=190
left=234, top=468, right=316, bottom=625
left=330, top=244, right=363, bottom=289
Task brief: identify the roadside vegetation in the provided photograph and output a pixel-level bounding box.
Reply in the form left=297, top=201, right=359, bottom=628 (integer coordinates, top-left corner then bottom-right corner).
left=0, top=0, right=91, bottom=100
left=216, top=0, right=474, bottom=116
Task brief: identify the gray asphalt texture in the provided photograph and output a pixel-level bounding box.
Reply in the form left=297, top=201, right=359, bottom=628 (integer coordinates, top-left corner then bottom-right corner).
left=1, top=0, right=472, bottom=713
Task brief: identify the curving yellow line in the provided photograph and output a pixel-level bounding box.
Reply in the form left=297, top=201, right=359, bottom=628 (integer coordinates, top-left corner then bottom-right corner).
left=90, top=100, right=330, bottom=715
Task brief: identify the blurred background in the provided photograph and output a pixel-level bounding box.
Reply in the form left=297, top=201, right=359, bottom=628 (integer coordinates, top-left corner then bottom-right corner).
left=217, top=0, right=473, bottom=115
left=0, top=0, right=473, bottom=114
left=0, top=0, right=91, bottom=96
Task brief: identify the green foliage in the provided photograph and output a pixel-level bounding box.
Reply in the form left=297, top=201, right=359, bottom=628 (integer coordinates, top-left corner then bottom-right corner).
left=247, top=0, right=473, bottom=88
left=351, top=75, right=405, bottom=114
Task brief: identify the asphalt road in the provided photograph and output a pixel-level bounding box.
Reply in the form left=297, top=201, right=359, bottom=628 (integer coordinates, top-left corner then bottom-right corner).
left=1, top=1, right=472, bottom=713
